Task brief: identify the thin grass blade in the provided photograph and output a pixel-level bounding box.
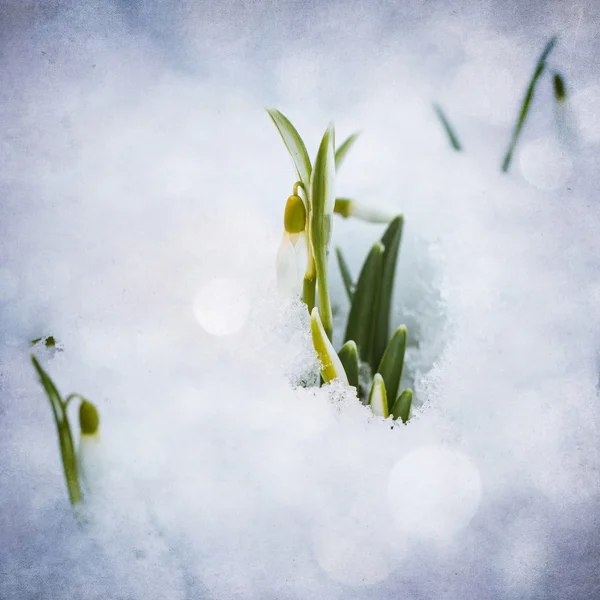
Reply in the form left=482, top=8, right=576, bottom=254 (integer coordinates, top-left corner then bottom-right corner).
left=338, top=340, right=359, bottom=389
left=433, top=103, right=462, bottom=151
left=266, top=108, right=312, bottom=190
left=501, top=36, right=558, bottom=172
left=371, top=215, right=404, bottom=370
left=344, top=242, right=384, bottom=364
left=391, top=389, right=413, bottom=423
left=335, top=246, right=354, bottom=301
left=335, top=132, right=360, bottom=170
left=368, top=373, right=389, bottom=418
left=377, top=326, right=407, bottom=403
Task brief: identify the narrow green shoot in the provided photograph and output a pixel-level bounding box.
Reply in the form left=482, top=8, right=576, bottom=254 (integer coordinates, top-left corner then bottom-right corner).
left=368, top=373, right=389, bottom=418
left=501, top=36, right=558, bottom=173
left=390, top=389, right=413, bottom=423
left=335, top=133, right=360, bottom=170
left=344, top=242, right=384, bottom=364
left=31, top=335, right=57, bottom=348
left=433, top=103, right=462, bottom=151
left=553, top=72, right=566, bottom=103
left=371, top=216, right=404, bottom=370
left=377, top=326, right=407, bottom=404
left=338, top=340, right=359, bottom=390
left=310, top=307, right=348, bottom=384
left=267, top=109, right=312, bottom=191
left=335, top=246, right=355, bottom=301
left=310, top=123, right=336, bottom=339
left=31, top=356, right=82, bottom=506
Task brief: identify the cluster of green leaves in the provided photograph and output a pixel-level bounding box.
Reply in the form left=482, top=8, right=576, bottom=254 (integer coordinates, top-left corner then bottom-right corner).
left=31, top=355, right=96, bottom=506
left=269, top=110, right=412, bottom=423
left=434, top=35, right=565, bottom=172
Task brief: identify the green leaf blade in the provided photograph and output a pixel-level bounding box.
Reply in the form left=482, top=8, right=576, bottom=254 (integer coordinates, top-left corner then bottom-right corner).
left=344, top=242, right=384, bottom=365
left=371, top=215, right=404, bottom=370
left=433, top=103, right=462, bottom=151
left=391, top=389, right=413, bottom=423
left=368, top=373, right=389, bottom=418
left=501, top=36, right=558, bottom=173
left=267, top=108, right=312, bottom=189
left=310, top=123, right=336, bottom=339
left=335, top=132, right=360, bottom=170
left=338, top=340, right=359, bottom=390
left=377, top=325, right=407, bottom=403
left=311, top=307, right=348, bottom=384
left=335, top=246, right=354, bottom=301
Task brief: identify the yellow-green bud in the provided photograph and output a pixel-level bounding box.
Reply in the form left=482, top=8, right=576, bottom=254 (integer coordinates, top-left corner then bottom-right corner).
left=283, top=194, right=306, bottom=234
left=79, top=400, right=99, bottom=435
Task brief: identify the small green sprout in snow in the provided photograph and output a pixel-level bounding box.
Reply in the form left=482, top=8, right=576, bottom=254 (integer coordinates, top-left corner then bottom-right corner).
left=31, top=355, right=101, bottom=507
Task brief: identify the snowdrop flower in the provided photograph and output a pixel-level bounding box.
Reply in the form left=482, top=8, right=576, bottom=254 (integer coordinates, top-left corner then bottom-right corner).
left=276, top=192, right=308, bottom=297
left=334, top=198, right=395, bottom=224
left=77, top=400, right=103, bottom=496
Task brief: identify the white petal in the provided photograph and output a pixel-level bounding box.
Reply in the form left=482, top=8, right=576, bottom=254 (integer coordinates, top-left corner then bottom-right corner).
left=276, top=232, right=303, bottom=297
left=78, top=433, right=105, bottom=496
left=350, top=202, right=395, bottom=224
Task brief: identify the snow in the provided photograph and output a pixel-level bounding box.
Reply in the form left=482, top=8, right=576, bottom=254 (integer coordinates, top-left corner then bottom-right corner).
left=2, top=1, right=600, bottom=599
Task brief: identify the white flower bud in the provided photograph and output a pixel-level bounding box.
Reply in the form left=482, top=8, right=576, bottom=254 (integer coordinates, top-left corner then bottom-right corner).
left=276, top=230, right=308, bottom=297
left=334, top=199, right=395, bottom=224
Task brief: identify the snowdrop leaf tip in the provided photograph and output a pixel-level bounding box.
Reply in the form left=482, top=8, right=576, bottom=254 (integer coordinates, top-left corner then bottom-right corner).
left=335, top=132, right=360, bottom=170
left=368, top=373, right=389, bottom=418
left=338, top=340, right=359, bottom=390
left=377, top=325, right=407, bottom=403
left=344, top=242, right=384, bottom=366
left=391, top=389, right=413, bottom=423
left=310, top=307, right=348, bottom=384
left=266, top=108, right=312, bottom=189
left=371, top=216, right=404, bottom=370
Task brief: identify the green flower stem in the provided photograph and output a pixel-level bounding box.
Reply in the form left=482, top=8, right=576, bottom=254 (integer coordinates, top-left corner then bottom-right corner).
left=501, top=36, right=558, bottom=173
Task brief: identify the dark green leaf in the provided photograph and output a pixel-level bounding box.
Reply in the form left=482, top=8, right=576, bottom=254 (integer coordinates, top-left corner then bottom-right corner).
left=371, top=215, right=404, bottom=370
left=335, top=246, right=354, bottom=301
left=344, top=242, right=384, bottom=365
left=377, top=326, right=407, bottom=403
left=338, top=340, right=359, bottom=390
left=391, top=389, right=413, bottom=423
left=501, top=36, right=558, bottom=173
left=31, top=355, right=64, bottom=425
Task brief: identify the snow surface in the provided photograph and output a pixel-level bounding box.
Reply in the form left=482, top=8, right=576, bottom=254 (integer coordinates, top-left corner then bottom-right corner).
left=1, top=1, right=600, bottom=599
